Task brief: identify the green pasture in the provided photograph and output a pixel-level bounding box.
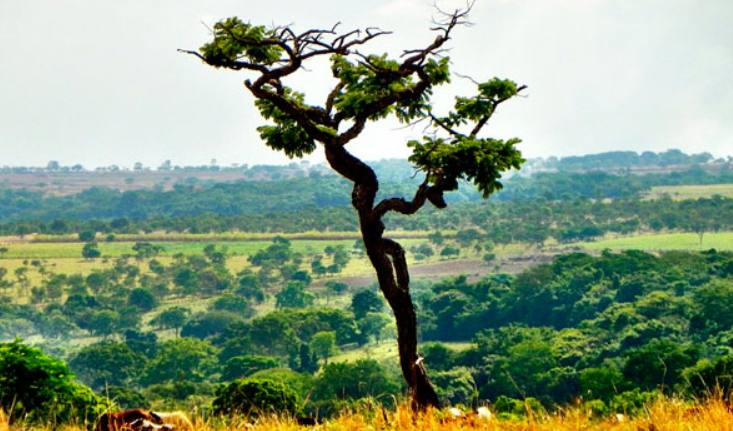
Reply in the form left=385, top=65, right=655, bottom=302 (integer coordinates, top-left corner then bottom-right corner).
left=0, top=239, right=357, bottom=259
left=574, top=232, right=733, bottom=251
left=0, top=237, right=418, bottom=260
left=331, top=341, right=473, bottom=364
left=645, top=183, right=733, bottom=200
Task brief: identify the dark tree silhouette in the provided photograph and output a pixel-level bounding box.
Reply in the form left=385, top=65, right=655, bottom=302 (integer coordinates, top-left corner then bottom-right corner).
left=184, top=5, right=525, bottom=409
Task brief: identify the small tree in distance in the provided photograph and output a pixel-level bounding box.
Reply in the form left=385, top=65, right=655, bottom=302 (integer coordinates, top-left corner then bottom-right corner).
left=185, top=4, right=525, bottom=408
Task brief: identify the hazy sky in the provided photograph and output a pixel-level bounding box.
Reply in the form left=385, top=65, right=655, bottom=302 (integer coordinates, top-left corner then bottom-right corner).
left=1, top=0, right=731, bottom=169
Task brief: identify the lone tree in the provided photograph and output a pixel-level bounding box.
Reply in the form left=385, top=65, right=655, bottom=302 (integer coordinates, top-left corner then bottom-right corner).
left=185, top=5, right=525, bottom=409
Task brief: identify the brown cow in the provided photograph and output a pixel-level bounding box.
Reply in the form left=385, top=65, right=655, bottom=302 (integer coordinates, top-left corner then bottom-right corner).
left=96, top=409, right=163, bottom=431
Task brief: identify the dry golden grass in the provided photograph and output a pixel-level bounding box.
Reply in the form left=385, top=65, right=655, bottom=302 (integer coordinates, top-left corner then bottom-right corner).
left=0, top=409, right=8, bottom=431
left=6, top=398, right=733, bottom=431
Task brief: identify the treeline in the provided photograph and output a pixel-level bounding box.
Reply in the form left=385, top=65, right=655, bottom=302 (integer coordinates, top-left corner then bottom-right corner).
left=1, top=196, right=730, bottom=249
left=493, top=166, right=733, bottom=201
left=2, top=165, right=733, bottom=227
left=539, top=149, right=719, bottom=171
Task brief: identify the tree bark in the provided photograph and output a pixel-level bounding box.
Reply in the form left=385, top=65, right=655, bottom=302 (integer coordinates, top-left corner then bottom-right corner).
left=325, top=143, right=440, bottom=410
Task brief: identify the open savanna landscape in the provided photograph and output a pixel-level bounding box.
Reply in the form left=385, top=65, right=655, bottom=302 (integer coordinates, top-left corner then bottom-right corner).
left=3, top=0, right=733, bottom=428
left=3, top=151, right=733, bottom=430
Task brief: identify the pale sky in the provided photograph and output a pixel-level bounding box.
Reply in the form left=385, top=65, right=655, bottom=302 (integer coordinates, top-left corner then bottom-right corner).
left=1, top=0, right=731, bottom=169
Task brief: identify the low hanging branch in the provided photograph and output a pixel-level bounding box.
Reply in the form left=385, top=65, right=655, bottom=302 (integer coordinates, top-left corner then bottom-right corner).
left=184, top=4, right=526, bottom=410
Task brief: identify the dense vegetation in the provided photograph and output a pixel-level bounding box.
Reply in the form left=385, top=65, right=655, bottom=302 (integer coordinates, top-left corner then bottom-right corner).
left=417, top=250, right=733, bottom=409
left=3, top=246, right=733, bottom=417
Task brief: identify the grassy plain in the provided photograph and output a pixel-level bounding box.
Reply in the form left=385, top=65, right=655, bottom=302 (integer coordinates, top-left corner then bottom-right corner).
left=645, top=183, right=733, bottom=200
left=574, top=232, right=733, bottom=251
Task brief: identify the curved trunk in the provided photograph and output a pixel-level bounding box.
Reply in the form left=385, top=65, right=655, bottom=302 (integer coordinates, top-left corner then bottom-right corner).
left=325, top=144, right=440, bottom=410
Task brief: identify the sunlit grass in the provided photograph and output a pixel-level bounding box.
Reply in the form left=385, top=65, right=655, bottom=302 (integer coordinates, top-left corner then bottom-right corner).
left=3, top=398, right=733, bottom=431
left=645, top=183, right=733, bottom=200
left=573, top=232, right=733, bottom=251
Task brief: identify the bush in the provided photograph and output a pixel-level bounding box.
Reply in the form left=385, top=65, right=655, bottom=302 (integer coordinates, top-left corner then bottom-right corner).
left=212, top=379, right=299, bottom=416
left=314, top=359, right=400, bottom=402
left=105, top=386, right=150, bottom=410
left=431, top=367, right=476, bottom=405
left=0, top=339, right=107, bottom=424
left=222, top=356, right=280, bottom=382
left=609, top=389, right=660, bottom=414
left=683, top=355, right=733, bottom=399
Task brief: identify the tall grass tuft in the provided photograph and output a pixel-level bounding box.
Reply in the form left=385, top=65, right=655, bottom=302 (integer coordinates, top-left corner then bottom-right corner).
left=0, top=409, right=8, bottom=431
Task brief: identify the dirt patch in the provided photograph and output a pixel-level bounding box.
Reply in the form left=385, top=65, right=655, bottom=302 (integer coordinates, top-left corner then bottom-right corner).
left=325, top=252, right=562, bottom=288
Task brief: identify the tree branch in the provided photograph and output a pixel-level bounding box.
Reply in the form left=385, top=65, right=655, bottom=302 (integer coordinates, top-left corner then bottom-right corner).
left=469, top=84, right=527, bottom=136
left=373, top=175, right=446, bottom=218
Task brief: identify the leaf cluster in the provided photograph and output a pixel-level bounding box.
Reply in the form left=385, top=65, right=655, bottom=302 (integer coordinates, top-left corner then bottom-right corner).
left=201, top=18, right=282, bottom=68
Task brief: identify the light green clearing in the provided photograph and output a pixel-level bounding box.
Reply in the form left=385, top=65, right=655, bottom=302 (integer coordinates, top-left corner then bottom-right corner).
left=331, top=341, right=472, bottom=363
left=575, top=232, right=733, bottom=251
left=645, top=183, right=733, bottom=200
left=0, top=239, right=425, bottom=260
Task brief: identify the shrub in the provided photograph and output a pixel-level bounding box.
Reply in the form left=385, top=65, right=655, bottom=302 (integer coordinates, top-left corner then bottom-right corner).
left=0, top=340, right=107, bottom=424
left=222, top=356, right=280, bottom=382
left=212, top=379, right=299, bottom=416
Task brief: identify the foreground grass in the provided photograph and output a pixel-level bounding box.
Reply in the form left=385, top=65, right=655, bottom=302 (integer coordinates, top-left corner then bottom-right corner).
left=3, top=398, right=733, bottom=431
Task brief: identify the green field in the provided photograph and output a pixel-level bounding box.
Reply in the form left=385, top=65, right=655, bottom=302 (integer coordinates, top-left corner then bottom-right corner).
left=645, top=183, right=733, bottom=200
left=574, top=232, right=733, bottom=251
left=330, top=341, right=473, bottom=364
left=0, top=239, right=362, bottom=259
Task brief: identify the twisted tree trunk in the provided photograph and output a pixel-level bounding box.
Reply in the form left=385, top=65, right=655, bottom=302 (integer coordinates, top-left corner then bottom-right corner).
left=325, top=143, right=440, bottom=409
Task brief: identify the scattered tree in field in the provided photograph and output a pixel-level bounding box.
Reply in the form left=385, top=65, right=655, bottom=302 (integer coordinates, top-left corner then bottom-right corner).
left=276, top=281, right=314, bottom=308
left=81, top=242, right=101, bottom=260
left=324, top=280, right=348, bottom=303
left=185, top=4, right=526, bottom=408
left=78, top=230, right=96, bottom=242
left=351, top=289, right=384, bottom=319
left=151, top=306, right=189, bottom=337
left=0, top=267, right=12, bottom=291
left=132, top=242, right=164, bottom=260
left=310, top=331, right=339, bottom=364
